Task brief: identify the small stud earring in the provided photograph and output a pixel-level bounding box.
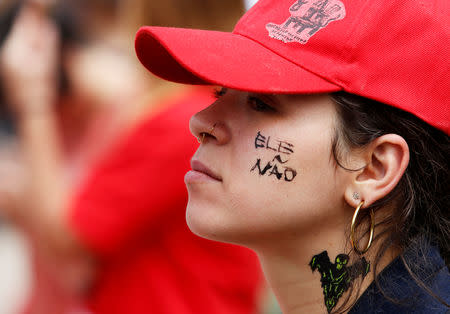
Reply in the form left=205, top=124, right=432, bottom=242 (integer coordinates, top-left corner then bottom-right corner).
left=352, top=192, right=360, bottom=200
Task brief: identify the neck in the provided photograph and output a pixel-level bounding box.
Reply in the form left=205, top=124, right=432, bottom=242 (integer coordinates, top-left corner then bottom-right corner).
left=256, top=227, right=348, bottom=314
left=253, top=221, right=396, bottom=314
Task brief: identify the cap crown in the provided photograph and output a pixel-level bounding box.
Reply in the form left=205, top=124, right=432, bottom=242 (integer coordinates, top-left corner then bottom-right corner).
left=233, top=0, right=450, bottom=133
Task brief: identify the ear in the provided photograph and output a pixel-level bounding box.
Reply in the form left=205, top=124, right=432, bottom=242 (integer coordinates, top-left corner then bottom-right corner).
left=344, top=134, right=410, bottom=208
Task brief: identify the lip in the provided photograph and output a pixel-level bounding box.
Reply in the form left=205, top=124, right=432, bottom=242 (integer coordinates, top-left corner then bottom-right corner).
left=186, top=159, right=222, bottom=182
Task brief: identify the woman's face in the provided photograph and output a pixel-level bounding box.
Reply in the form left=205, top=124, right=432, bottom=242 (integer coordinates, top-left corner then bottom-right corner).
left=186, top=88, right=349, bottom=247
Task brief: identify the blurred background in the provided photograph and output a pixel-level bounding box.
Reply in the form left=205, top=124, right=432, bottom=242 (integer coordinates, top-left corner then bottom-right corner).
left=0, top=0, right=281, bottom=313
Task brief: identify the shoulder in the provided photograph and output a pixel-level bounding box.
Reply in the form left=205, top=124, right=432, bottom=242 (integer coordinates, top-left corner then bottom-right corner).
left=350, top=242, right=450, bottom=313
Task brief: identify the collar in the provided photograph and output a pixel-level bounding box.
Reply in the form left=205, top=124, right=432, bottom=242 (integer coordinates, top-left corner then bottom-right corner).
left=349, top=241, right=450, bottom=313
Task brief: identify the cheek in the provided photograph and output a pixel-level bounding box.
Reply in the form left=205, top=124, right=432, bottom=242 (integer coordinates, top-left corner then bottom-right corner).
left=228, top=132, right=339, bottom=231
left=187, top=128, right=341, bottom=244
left=186, top=136, right=294, bottom=242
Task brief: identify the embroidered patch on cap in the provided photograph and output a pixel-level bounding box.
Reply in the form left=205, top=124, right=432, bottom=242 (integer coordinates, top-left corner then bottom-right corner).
left=266, top=0, right=346, bottom=44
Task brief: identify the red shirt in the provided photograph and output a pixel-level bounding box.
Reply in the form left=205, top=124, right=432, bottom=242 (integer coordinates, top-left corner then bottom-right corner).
left=69, top=87, right=262, bottom=314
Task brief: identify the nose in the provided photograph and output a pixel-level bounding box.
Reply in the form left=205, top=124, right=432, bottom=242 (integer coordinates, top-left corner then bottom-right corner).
left=189, top=104, right=230, bottom=145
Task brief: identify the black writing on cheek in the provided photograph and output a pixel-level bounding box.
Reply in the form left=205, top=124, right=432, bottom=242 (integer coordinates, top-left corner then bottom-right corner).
left=272, top=154, right=288, bottom=164
left=251, top=157, right=298, bottom=182
left=284, top=167, right=297, bottom=182
left=278, top=141, right=294, bottom=154
left=252, top=132, right=297, bottom=182
left=254, top=131, right=295, bottom=155
left=255, top=131, right=266, bottom=149
left=269, top=165, right=283, bottom=179
left=266, top=136, right=277, bottom=151
left=250, top=159, right=273, bottom=175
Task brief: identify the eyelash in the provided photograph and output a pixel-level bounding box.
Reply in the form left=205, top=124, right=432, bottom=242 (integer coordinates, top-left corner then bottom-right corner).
left=213, top=87, right=227, bottom=99
left=213, top=88, right=275, bottom=113
left=248, top=96, right=275, bottom=113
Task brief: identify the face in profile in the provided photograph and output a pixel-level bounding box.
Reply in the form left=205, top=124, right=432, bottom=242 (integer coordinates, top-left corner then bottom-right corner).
left=186, top=88, right=350, bottom=249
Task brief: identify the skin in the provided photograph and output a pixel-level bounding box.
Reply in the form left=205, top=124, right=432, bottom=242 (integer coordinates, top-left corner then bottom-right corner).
left=186, top=88, right=410, bottom=313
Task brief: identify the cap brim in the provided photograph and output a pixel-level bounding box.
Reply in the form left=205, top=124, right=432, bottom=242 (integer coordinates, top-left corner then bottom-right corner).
left=135, top=26, right=341, bottom=94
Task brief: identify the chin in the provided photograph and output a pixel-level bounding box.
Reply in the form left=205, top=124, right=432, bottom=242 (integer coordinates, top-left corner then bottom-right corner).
left=185, top=198, right=277, bottom=249
left=185, top=198, right=248, bottom=245
left=186, top=199, right=226, bottom=241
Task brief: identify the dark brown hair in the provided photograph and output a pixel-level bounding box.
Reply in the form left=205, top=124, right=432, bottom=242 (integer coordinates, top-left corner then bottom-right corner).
left=330, top=91, right=450, bottom=311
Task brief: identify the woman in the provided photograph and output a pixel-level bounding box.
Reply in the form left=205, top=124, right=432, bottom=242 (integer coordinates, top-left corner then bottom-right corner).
left=0, top=0, right=264, bottom=314
left=135, top=0, right=449, bottom=313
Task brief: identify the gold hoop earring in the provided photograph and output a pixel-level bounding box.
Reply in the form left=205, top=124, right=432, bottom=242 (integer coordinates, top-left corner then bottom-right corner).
left=198, top=123, right=217, bottom=143
left=350, top=201, right=374, bottom=255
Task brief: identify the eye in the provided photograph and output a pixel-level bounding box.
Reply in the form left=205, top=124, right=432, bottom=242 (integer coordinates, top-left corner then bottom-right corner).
left=213, top=87, right=227, bottom=99
left=248, top=96, right=275, bottom=112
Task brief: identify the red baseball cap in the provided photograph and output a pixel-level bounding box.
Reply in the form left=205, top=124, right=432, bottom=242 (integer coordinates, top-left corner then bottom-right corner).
left=135, top=0, right=449, bottom=134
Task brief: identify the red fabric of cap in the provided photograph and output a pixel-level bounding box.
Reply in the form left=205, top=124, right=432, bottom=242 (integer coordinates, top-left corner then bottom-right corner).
left=135, top=27, right=341, bottom=94
left=135, top=0, right=449, bottom=134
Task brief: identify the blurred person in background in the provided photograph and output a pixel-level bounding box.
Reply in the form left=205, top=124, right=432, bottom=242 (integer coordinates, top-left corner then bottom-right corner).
left=0, top=0, right=149, bottom=313
left=0, top=0, right=264, bottom=314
